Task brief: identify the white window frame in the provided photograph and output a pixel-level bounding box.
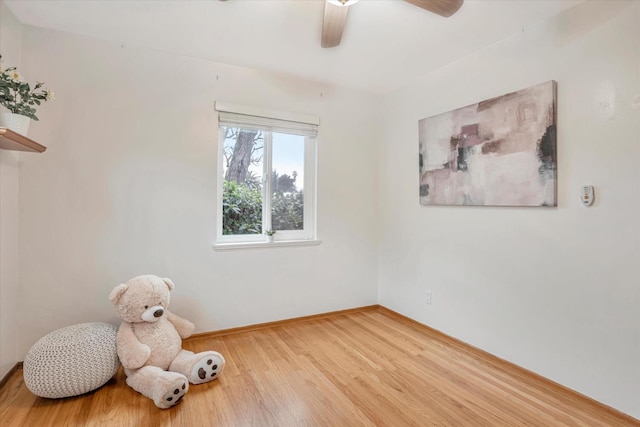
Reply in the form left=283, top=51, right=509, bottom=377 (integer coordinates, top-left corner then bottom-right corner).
left=214, top=102, right=319, bottom=249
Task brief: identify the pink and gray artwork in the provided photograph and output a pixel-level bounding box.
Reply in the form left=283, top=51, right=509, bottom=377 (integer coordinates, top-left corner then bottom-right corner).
left=419, top=81, right=557, bottom=207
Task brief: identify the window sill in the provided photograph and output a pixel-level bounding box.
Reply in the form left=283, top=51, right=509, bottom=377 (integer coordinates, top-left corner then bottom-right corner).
left=213, top=239, right=322, bottom=251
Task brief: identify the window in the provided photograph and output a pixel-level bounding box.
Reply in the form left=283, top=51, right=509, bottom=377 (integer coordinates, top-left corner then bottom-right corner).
left=215, top=102, right=318, bottom=246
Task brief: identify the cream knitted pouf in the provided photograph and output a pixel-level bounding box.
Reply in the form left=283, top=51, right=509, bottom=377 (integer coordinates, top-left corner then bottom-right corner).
left=23, top=322, right=120, bottom=398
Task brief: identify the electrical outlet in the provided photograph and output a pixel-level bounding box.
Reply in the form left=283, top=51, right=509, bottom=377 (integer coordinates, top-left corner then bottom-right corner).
left=425, top=291, right=432, bottom=305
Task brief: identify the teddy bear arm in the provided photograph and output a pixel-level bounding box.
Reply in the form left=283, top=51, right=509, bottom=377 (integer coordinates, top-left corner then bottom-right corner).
left=117, top=322, right=151, bottom=369
left=165, top=310, right=195, bottom=339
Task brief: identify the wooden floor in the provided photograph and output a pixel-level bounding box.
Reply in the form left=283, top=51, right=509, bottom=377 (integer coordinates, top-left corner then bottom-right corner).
left=0, top=306, right=637, bottom=426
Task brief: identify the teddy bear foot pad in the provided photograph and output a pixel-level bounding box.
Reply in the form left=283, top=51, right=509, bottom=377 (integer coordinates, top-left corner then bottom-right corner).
left=190, top=352, right=225, bottom=385
left=156, top=377, right=188, bottom=409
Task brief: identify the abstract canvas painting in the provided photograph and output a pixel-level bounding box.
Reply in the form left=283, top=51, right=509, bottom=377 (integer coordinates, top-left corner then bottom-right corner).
left=419, top=81, right=557, bottom=207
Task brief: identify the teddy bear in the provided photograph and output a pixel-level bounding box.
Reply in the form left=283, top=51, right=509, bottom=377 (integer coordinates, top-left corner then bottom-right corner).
left=109, top=274, right=225, bottom=409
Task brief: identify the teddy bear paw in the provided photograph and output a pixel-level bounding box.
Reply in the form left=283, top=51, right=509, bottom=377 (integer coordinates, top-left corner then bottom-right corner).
left=155, top=376, right=189, bottom=409
left=189, top=351, right=225, bottom=384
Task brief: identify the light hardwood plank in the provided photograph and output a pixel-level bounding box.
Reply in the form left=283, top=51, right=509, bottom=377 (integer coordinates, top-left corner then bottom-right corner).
left=0, top=307, right=637, bottom=426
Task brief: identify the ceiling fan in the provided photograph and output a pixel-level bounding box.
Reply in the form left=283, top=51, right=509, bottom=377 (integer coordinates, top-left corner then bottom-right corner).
left=322, top=0, right=464, bottom=48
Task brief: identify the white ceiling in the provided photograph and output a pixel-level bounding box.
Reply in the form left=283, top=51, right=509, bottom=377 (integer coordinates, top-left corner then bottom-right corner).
left=5, top=0, right=582, bottom=94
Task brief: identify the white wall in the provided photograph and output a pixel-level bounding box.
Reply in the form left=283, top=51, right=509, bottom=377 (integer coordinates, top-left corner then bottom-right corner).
left=16, top=26, right=381, bottom=357
left=379, top=0, right=639, bottom=418
left=0, top=1, right=22, bottom=381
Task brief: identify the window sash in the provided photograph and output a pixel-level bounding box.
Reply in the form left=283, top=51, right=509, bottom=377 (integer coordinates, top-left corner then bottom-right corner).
left=216, top=126, right=316, bottom=244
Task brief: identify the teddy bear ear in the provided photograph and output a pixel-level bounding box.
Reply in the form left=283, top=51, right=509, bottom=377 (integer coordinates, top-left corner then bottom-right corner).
left=109, top=283, right=128, bottom=304
left=162, top=278, right=175, bottom=291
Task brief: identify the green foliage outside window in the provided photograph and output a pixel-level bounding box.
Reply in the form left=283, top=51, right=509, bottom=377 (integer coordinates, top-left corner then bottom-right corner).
left=222, top=171, right=303, bottom=235
left=222, top=180, right=262, bottom=235
left=272, top=191, right=304, bottom=231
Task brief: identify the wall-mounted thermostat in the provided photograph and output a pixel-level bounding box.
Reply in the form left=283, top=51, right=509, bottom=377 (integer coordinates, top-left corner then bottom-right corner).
left=581, top=185, right=595, bottom=206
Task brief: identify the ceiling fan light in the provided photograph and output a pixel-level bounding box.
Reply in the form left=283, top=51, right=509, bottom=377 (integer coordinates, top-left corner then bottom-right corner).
left=327, top=0, right=359, bottom=7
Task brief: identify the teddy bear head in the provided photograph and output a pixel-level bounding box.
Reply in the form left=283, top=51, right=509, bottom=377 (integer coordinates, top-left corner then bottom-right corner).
left=109, top=275, right=175, bottom=323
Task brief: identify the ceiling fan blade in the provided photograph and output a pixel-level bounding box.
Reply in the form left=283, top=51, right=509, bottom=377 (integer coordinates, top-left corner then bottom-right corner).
left=403, top=0, right=464, bottom=17
left=321, top=1, right=350, bottom=48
